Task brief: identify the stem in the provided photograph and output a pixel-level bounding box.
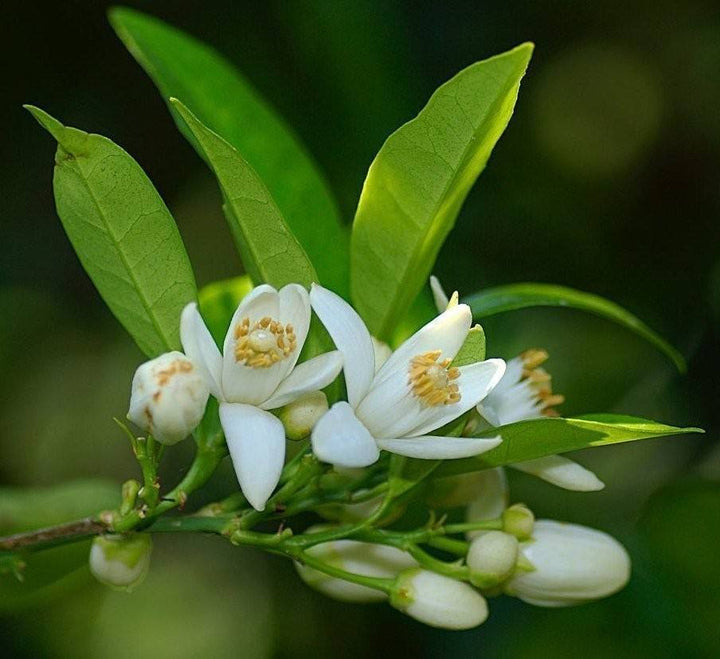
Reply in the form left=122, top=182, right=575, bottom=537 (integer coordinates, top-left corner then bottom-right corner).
left=0, top=518, right=106, bottom=554
left=294, top=549, right=392, bottom=593
left=426, top=536, right=469, bottom=555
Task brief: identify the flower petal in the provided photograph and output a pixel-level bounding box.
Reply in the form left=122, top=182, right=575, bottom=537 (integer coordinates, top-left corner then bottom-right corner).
left=429, top=275, right=449, bottom=312
left=465, top=468, right=509, bottom=538
left=311, top=401, right=380, bottom=468
left=221, top=286, right=285, bottom=405
left=309, top=284, right=375, bottom=407
left=180, top=303, right=223, bottom=399
left=376, top=435, right=501, bottom=459
left=261, top=351, right=343, bottom=410
left=511, top=456, right=605, bottom=491
left=372, top=304, right=472, bottom=390
left=219, top=403, right=286, bottom=511
left=358, top=358, right=505, bottom=439
left=278, top=284, right=312, bottom=378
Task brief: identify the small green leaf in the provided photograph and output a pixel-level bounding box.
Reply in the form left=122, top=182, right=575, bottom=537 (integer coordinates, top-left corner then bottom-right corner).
left=170, top=100, right=317, bottom=289
left=351, top=43, right=533, bottom=340
left=451, top=325, right=486, bottom=367
left=435, top=414, right=703, bottom=477
left=109, top=7, right=349, bottom=296
left=464, top=282, right=686, bottom=372
left=198, top=275, right=254, bottom=346
left=25, top=105, right=197, bottom=357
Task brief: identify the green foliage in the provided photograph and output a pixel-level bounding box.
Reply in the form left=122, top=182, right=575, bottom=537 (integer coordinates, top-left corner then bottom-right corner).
left=351, top=43, right=533, bottom=340
left=464, top=282, right=685, bottom=371
left=171, top=100, right=317, bottom=289
left=436, top=414, right=702, bottom=476
left=0, top=480, right=119, bottom=612
left=109, top=7, right=349, bottom=296
left=198, top=275, right=254, bottom=346
left=25, top=106, right=196, bottom=357
left=451, top=325, right=486, bottom=367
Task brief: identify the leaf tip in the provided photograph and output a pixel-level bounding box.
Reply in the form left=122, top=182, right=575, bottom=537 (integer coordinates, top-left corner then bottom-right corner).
left=23, top=105, right=65, bottom=141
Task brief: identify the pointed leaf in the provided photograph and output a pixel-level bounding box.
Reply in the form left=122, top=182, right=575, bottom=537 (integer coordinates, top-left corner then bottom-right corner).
left=464, top=282, right=685, bottom=372
left=26, top=106, right=196, bottom=357
left=436, top=414, right=703, bottom=477
left=351, top=43, right=533, bottom=339
left=109, top=7, right=348, bottom=296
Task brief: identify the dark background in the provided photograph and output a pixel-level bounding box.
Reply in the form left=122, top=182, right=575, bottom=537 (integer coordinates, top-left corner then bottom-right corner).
left=1, top=1, right=719, bottom=657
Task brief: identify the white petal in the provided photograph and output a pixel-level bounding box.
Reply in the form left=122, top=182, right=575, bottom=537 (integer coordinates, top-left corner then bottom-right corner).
left=465, top=468, right=509, bottom=538
left=180, top=303, right=223, bottom=399
left=376, top=435, right=501, bottom=459
left=371, top=337, right=392, bottom=373
left=219, top=403, right=286, bottom=511
left=372, top=304, right=472, bottom=390
left=311, top=402, right=380, bottom=468
left=278, top=284, right=312, bottom=378
left=511, top=455, right=605, bottom=491
left=358, top=358, right=505, bottom=439
left=429, top=275, right=450, bottom=312
left=261, top=351, right=343, bottom=410
left=221, top=286, right=285, bottom=404
left=309, top=284, right=375, bottom=407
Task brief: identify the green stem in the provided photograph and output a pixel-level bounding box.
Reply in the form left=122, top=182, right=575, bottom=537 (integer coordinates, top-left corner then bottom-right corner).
left=426, top=536, right=469, bottom=555
left=294, top=549, right=392, bottom=593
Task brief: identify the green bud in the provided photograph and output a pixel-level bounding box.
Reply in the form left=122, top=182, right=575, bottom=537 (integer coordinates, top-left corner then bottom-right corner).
left=89, top=533, right=152, bottom=592
left=503, top=503, right=535, bottom=541
left=466, top=531, right=519, bottom=587
left=277, top=391, right=329, bottom=440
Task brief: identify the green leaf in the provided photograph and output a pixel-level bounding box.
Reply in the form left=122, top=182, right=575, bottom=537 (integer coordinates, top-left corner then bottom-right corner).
left=435, top=414, right=703, bottom=477
left=451, top=324, right=486, bottom=367
left=464, top=282, right=686, bottom=372
left=198, top=275, right=254, bottom=346
left=170, top=100, right=317, bottom=289
left=25, top=105, right=196, bottom=357
left=388, top=455, right=441, bottom=498
left=351, top=43, right=533, bottom=340
left=0, top=480, right=119, bottom=612
left=109, top=7, right=349, bottom=296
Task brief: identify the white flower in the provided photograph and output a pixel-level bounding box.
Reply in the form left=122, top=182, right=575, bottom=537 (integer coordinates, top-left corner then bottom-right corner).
left=506, top=520, right=631, bottom=607
left=295, top=531, right=417, bottom=603
left=128, top=351, right=209, bottom=445
left=431, top=275, right=604, bottom=493
left=89, top=533, right=152, bottom=592
left=390, top=568, right=488, bottom=630
left=180, top=284, right=343, bottom=511
left=309, top=284, right=506, bottom=467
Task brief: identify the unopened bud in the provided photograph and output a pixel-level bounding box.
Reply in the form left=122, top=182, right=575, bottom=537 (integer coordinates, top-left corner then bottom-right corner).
left=89, top=533, right=152, bottom=591
left=277, top=391, right=328, bottom=440
left=503, top=503, right=534, bottom=540
left=390, top=568, right=488, bottom=630
left=295, top=532, right=416, bottom=603
left=506, top=520, right=631, bottom=607
left=128, top=351, right=209, bottom=445
left=467, top=531, right=519, bottom=587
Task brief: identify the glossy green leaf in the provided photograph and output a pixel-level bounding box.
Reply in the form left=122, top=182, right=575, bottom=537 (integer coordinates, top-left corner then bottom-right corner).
left=109, top=7, right=349, bottom=296
left=388, top=455, right=441, bottom=498
left=0, top=479, right=119, bottom=612
left=26, top=106, right=196, bottom=357
left=171, top=100, right=317, bottom=289
left=351, top=43, right=534, bottom=340
left=464, top=282, right=686, bottom=372
left=436, top=414, right=702, bottom=477
left=451, top=324, right=486, bottom=367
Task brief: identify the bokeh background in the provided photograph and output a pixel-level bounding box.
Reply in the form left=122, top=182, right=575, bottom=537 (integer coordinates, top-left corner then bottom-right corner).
left=1, top=0, right=719, bottom=656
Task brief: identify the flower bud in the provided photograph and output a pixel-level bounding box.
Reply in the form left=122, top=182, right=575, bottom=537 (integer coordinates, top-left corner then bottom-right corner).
left=128, top=351, right=209, bottom=445
left=503, top=503, right=534, bottom=540
left=89, top=533, right=152, bottom=591
left=277, top=391, right=329, bottom=440
left=295, top=533, right=417, bottom=603
left=390, top=568, right=488, bottom=630
left=506, top=520, right=631, bottom=607
left=467, top=531, right=519, bottom=587
left=464, top=468, right=509, bottom=539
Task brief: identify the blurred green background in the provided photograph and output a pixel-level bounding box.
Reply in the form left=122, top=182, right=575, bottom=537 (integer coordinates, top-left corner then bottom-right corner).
left=1, top=0, right=719, bottom=656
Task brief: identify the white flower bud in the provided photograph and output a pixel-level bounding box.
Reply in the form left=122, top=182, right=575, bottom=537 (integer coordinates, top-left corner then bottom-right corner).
left=502, top=503, right=535, bottom=540
left=295, top=534, right=417, bottom=603
left=89, top=533, right=152, bottom=591
left=467, top=531, right=519, bottom=587
left=506, top=520, right=631, bottom=607
left=128, top=351, right=209, bottom=445
left=390, top=568, right=488, bottom=630
left=277, top=391, right=329, bottom=440
left=465, top=468, right=509, bottom=539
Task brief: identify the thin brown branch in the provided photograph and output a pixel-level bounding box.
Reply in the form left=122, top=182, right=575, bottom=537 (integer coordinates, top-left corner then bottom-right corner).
left=0, top=517, right=107, bottom=553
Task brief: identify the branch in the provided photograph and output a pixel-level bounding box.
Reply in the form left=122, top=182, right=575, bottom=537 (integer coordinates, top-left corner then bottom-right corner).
left=0, top=518, right=107, bottom=553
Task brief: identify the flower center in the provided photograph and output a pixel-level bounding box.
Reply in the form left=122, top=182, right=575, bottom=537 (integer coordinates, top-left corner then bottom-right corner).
left=234, top=316, right=296, bottom=368
left=408, top=350, right=461, bottom=406
left=521, top=349, right=564, bottom=416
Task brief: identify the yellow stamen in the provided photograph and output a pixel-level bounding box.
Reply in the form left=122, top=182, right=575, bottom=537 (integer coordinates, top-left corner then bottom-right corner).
left=520, top=349, right=563, bottom=417
left=408, top=350, right=461, bottom=407
left=234, top=317, right=296, bottom=368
